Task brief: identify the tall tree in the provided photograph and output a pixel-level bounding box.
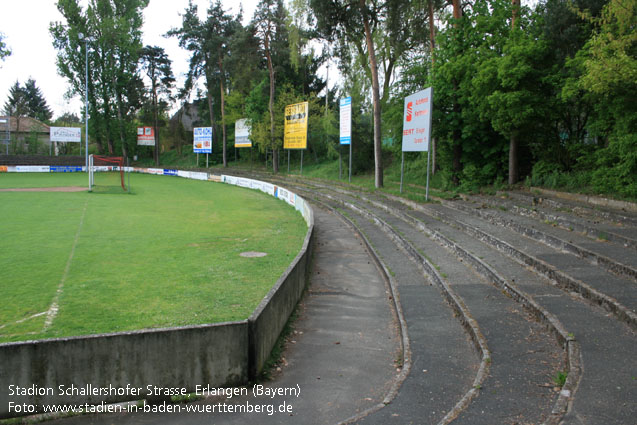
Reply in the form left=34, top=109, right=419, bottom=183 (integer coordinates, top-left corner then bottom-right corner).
left=359, top=0, right=383, bottom=187
left=140, top=45, right=175, bottom=166
left=578, top=0, right=637, bottom=197
left=450, top=0, right=463, bottom=186
left=253, top=0, right=286, bottom=173
left=2, top=82, right=28, bottom=134
left=23, top=79, right=53, bottom=122
left=169, top=0, right=239, bottom=166
left=51, top=0, right=148, bottom=156
left=3, top=79, right=52, bottom=123
left=311, top=0, right=420, bottom=187
left=207, top=1, right=237, bottom=167
left=508, top=0, right=522, bottom=184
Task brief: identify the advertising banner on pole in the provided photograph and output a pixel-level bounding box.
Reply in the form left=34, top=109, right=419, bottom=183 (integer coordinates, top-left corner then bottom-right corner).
left=193, top=127, right=213, bottom=153
left=50, top=127, right=82, bottom=143
left=137, top=127, right=156, bottom=146
left=339, top=97, right=352, bottom=145
left=402, top=87, right=432, bottom=152
left=235, top=119, right=252, bottom=148
left=283, top=101, right=308, bottom=150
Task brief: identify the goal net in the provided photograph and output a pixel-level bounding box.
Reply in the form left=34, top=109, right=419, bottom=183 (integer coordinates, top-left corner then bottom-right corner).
left=88, top=155, right=128, bottom=193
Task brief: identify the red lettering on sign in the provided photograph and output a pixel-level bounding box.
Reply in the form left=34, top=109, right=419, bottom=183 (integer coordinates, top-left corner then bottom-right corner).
left=415, top=108, right=429, bottom=117
left=416, top=97, right=429, bottom=105
left=403, top=129, right=414, bottom=136
left=406, top=102, right=413, bottom=122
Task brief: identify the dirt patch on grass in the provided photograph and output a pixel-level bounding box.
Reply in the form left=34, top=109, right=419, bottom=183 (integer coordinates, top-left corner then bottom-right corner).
left=0, top=186, right=87, bottom=192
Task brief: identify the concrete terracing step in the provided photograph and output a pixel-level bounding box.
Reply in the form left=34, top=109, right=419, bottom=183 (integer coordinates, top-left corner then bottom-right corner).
left=466, top=193, right=637, bottom=251
left=398, top=201, right=637, bottom=327
left=354, top=190, right=636, bottom=425
left=444, top=198, right=637, bottom=282
left=504, top=190, right=637, bottom=228
left=312, top=192, right=479, bottom=425
left=338, top=193, right=565, bottom=425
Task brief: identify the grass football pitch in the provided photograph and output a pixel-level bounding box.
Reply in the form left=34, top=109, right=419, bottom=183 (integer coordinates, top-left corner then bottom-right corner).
left=0, top=172, right=307, bottom=343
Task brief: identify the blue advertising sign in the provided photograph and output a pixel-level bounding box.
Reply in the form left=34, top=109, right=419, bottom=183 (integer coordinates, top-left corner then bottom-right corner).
left=50, top=166, right=83, bottom=173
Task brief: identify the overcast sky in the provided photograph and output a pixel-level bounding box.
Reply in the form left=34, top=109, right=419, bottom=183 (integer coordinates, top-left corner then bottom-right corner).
left=0, top=0, right=261, bottom=120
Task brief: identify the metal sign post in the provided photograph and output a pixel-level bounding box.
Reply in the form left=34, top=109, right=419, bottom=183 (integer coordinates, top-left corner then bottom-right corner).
left=400, top=151, right=405, bottom=193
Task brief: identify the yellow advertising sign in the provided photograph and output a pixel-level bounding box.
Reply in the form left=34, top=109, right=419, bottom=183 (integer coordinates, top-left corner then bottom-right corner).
left=284, top=101, right=309, bottom=149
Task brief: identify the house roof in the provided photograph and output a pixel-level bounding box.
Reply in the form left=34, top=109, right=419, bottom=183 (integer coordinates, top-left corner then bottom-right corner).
left=0, top=116, right=50, bottom=134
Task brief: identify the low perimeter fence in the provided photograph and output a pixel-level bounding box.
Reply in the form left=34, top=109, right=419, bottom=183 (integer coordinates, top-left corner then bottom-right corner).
left=0, top=166, right=314, bottom=419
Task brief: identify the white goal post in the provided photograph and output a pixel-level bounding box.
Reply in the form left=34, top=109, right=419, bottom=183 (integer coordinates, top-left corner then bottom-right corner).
left=88, top=154, right=127, bottom=192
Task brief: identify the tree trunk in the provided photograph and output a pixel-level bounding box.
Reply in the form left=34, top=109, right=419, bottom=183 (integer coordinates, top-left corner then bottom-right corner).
left=265, top=33, right=278, bottom=173
left=452, top=0, right=462, bottom=19
left=508, top=0, right=521, bottom=184
left=219, top=55, right=227, bottom=167
left=428, top=0, right=437, bottom=174
left=360, top=0, right=383, bottom=188
left=152, top=82, right=160, bottom=167
left=452, top=124, right=462, bottom=185
left=508, top=132, right=519, bottom=185
left=89, top=97, right=102, bottom=153
left=512, top=0, right=520, bottom=29
left=451, top=0, right=462, bottom=185
left=206, top=85, right=216, bottom=165
left=112, top=73, right=128, bottom=160
left=101, top=84, right=114, bottom=155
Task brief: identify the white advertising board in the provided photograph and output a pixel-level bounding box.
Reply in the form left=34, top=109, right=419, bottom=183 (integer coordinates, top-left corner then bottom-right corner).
left=402, top=87, right=433, bottom=152
left=193, top=127, right=212, bottom=153
left=235, top=119, right=252, bottom=148
left=16, top=166, right=50, bottom=172
left=339, top=97, right=352, bottom=145
left=50, top=127, right=82, bottom=143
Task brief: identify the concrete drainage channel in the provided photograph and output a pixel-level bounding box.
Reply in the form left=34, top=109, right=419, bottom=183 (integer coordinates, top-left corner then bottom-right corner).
left=226, top=170, right=636, bottom=425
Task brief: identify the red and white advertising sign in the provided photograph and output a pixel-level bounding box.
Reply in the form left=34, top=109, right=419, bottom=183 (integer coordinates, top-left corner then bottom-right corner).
left=402, top=87, right=433, bottom=152
left=137, top=127, right=156, bottom=146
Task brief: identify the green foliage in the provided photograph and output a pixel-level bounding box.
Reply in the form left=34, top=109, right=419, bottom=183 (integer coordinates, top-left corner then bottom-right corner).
left=553, top=371, right=568, bottom=387
left=0, top=32, right=10, bottom=63
left=51, top=0, right=148, bottom=156
left=2, top=79, right=52, bottom=122
left=39, top=0, right=634, bottom=201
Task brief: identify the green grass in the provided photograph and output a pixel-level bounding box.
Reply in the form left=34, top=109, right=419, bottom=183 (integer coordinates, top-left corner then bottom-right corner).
left=0, top=172, right=307, bottom=343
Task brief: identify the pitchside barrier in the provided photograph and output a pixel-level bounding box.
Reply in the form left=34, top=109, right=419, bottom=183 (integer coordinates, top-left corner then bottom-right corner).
left=0, top=167, right=314, bottom=419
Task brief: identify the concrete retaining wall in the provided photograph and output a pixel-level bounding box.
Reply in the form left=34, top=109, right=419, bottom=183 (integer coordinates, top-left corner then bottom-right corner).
left=0, top=169, right=314, bottom=419
left=0, top=322, right=248, bottom=417
left=249, top=217, right=314, bottom=378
